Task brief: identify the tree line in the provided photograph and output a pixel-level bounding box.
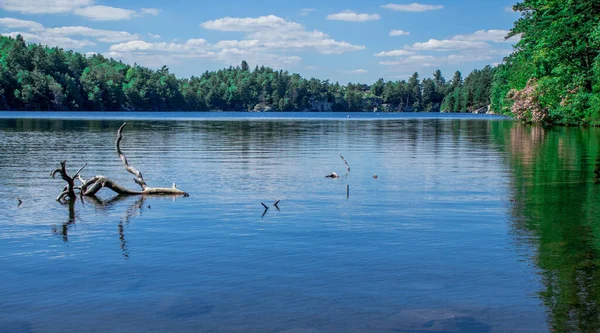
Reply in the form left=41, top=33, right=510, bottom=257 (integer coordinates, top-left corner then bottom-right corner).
left=0, top=34, right=494, bottom=112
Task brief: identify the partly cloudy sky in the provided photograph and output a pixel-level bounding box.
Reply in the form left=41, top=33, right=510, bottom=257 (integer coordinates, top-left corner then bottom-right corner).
left=0, top=0, right=520, bottom=83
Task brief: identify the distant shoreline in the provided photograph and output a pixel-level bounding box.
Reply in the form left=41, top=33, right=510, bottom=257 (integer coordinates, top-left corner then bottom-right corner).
left=0, top=111, right=509, bottom=121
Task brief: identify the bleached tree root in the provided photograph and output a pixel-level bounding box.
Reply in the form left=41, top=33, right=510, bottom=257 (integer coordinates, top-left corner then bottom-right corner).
left=52, top=122, right=189, bottom=201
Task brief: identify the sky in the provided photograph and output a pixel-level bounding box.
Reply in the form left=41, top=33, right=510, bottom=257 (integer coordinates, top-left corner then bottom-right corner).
left=0, top=0, right=521, bottom=83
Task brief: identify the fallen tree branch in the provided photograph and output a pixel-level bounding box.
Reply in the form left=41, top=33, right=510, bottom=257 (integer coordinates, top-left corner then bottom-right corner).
left=116, top=123, right=147, bottom=190
left=52, top=123, right=189, bottom=200
left=51, top=161, right=85, bottom=202
left=339, top=154, right=350, bottom=174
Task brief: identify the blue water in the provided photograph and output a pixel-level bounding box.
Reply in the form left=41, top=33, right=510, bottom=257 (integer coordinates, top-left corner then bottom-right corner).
left=0, top=113, right=548, bottom=332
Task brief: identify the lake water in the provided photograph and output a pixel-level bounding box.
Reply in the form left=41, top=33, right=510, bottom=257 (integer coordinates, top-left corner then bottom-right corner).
left=1, top=112, right=599, bottom=333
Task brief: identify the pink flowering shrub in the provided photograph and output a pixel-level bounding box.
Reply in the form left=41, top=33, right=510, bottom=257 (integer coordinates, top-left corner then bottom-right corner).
left=507, top=79, right=548, bottom=123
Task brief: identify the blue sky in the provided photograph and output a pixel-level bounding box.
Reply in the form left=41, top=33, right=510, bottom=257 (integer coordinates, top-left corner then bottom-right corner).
left=0, top=0, right=520, bottom=83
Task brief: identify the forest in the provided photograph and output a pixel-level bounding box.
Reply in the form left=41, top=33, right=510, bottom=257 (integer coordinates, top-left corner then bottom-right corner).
left=492, top=0, right=600, bottom=125
left=1, top=0, right=599, bottom=125
left=0, top=34, right=493, bottom=113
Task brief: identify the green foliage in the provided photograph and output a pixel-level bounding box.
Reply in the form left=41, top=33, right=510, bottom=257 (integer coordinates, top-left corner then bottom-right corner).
left=493, top=0, right=600, bottom=125
left=0, top=35, right=494, bottom=112
left=441, top=67, right=494, bottom=112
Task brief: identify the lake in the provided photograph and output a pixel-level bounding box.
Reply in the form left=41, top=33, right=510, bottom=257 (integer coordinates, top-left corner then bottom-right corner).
left=1, top=112, right=599, bottom=333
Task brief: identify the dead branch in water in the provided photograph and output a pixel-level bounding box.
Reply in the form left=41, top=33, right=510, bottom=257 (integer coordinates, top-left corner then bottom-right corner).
left=339, top=154, right=350, bottom=174
left=52, top=123, right=189, bottom=201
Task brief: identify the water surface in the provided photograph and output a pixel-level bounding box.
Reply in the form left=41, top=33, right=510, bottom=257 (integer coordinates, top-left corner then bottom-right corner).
left=1, top=113, right=598, bottom=332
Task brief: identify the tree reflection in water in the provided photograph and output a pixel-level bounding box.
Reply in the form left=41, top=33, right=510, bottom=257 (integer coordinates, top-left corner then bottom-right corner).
left=52, top=195, right=149, bottom=258
left=491, top=122, right=600, bottom=332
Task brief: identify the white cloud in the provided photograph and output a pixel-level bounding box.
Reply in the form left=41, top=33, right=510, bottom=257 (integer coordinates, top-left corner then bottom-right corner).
left=390, top=29, right=410, bottom=36
left=201, top=15, right=365, bottom=54
left=341, top=69, right=368, bottom=74
left=407, top=39, right=490, bottom=51
left=0, top=17, right=141, bottom=47
left=382, top=3, right=443, bottom=12
left=213, top=39, right=260, bottom=49
left=446, top=54, right=492, bottom=63
left=73, top=5, right=136, bottom=20
left=326, top=10, right=380, bottom=22
left=109, top=39, right=209, bottom=54
left=0, top=1, right=158, bottom=21
left=106, top=39, right=302, bottom=69
left=299, top=8, right=315, bottom=16
left=106, top=15, right=364, bottom=68
left=377, top=29, right=516, bottom=72
left=0, top=17, right=44, bottom=31
left=202, top=15, right=302, bottom=32
left=379, top=55, right=435, bottom=66
left=140, top=8, right=160, bottom=16
left=148, top=32, right=161, bottom=39
left=0, top=0, right=93, bottom=14
left=374, top=49, right=416, bottom=57
left=452, top=29, right=511, bottom=43
left=2, top=31, right=95, bottom=49
left=46, top=26, right=140, bottom=43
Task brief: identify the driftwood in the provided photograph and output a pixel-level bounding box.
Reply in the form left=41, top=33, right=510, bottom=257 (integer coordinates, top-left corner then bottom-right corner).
left=339, top=154, right=350, bottom=174
left=52, top=123, right=188, bottom=202
left=325, top=155, right=350, bottom=178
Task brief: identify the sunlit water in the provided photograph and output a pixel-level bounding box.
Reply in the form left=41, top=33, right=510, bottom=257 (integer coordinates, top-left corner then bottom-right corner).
left=1, top=112, right=599, bottom=332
